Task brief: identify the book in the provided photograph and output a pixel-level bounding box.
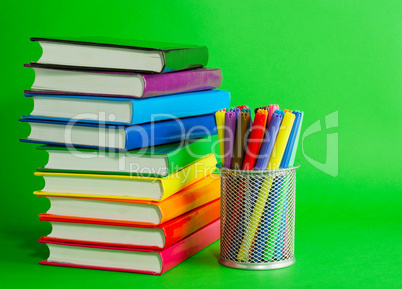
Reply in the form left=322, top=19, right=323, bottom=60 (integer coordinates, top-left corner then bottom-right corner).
left=39, top=199, right=220, bottom=249
left=39, top=219, right=220, bottom=275
left=22, top=89, right=230, bottom=125
left=31, top=37, right=208, bottom=73
left=38, top=136, right=217, bottom=177
left=34, top=174, right=220, bottom=226
left=35, top=174, right=220, bottom=225
left=34, top=154, right=216, bottom=201
left=20, top=113, right=217, bottom=150
left=25, top=65, right=222, bottom=98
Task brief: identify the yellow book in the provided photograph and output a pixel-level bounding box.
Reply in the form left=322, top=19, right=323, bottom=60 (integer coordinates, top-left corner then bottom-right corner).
left=215, top=110, right=226, bottom=165
left=34, top=154, right=217, bottom=202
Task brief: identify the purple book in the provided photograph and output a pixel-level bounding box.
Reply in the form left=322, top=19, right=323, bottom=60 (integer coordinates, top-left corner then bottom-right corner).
left=25, top=64, right=222, bottom=99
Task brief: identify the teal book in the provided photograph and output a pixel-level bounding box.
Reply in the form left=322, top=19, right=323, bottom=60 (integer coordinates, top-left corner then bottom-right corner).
left=30, top=37, right=208, bottom=73
left=38, top=136, right=217, bottom=177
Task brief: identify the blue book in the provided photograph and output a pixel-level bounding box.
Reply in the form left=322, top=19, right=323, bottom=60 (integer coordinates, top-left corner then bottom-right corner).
left=23, top=90, right=230, bottom=125
left=20, top=114, right=217, bottom=150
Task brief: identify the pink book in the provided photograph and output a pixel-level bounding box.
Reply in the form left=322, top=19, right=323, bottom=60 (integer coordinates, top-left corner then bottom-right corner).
left=25, top=64, right=222, bottom=98
left=39, top=219, right=220, bottom=275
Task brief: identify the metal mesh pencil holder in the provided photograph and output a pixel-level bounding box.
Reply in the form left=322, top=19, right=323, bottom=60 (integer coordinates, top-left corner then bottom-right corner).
left=218, top=165, right=299, bottom=270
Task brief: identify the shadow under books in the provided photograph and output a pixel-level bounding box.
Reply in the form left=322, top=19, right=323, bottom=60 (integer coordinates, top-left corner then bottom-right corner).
left=2, top=223, right=50, bottom=262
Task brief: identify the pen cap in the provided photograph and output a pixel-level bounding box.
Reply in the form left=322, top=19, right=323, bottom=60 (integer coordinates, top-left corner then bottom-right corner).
left=241, top=109, right=268, bottom=170
left=274, top=109, right=284, bottom=119
left=242, top=108, right=252, bottom=128
left=252, top=109, right=268, bottom=132
left=267, top=104, right=279, bottom=125
left=234, top=107, right=240, bottom=118
left=215, top=110, right=227, bottom=165
left=224, top=111, right=237, bottom=169
left=254, top=106, right=269, bottom=115
left=231, top=111, right=250, bottom=170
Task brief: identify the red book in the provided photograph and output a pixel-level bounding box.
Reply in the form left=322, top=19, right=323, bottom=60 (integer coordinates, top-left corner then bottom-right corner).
left=39, top=199, right=220, bottom=250
left=39, top=219, right=220, bottom=275
left=242, top=109, right=268, bottom=170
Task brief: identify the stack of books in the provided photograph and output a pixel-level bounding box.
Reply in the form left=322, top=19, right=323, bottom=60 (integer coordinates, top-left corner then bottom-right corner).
left=21, top=37, right=230, bottom=275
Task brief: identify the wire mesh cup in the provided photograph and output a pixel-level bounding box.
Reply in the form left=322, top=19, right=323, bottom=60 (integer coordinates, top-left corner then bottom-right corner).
left=218, top=165, right=299, bottom=270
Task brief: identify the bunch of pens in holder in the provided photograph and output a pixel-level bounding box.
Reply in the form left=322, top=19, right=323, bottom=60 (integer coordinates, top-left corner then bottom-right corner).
left=215, top=105, right=303, bottom=270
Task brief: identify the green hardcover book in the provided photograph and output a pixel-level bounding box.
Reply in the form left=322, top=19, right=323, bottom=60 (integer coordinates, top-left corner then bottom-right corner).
left=38, top=136, right=217, bottom=177
left=30, top=37, right=208, bottom=73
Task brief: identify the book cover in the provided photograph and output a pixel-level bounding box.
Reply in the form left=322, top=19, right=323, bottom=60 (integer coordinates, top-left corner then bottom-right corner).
left=25, top=65, right=222, bottom=98
left=22, top=89, right=231, bottom=125
left=39, top=198, right=220, bottom=249
left=20, top=113, right=218, bottom=150
left=35, top=174, right=221, bottom=225
left=34, top=154, right=217, bottom=201
left=31, top=37, right=208, bottom=73
left=39, top=219, right=220, bottom=275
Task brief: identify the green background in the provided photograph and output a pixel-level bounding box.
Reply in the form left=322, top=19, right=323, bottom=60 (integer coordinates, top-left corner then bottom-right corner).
left=1, top=0, right=401, bottom=288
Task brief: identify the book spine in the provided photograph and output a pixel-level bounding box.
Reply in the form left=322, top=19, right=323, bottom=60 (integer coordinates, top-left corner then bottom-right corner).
left=142, top=69, right=222, bottom=98
left=159, top=219, right=220, bottom=274
left=162, top=199, right=220, bottom=249
left=162, top=46, right=208, bottom=72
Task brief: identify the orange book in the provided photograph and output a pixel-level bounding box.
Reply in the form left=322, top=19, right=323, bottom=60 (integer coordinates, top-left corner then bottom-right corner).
left=39, top=199, right=220, bottom=250
left=36, top=174, right=220, bottom=226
